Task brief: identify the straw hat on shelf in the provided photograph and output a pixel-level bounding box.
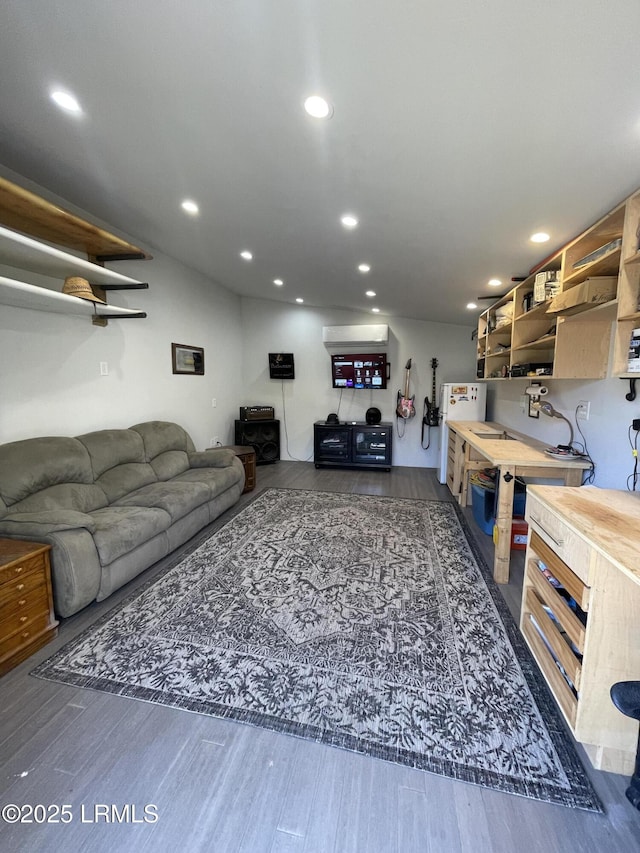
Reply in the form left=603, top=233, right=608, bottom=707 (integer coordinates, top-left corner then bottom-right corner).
left=62, top=276, right=106, bottom=304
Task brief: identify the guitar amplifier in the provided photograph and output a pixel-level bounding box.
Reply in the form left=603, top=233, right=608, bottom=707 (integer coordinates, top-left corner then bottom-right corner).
left=239, top=405, right=275, bottom=421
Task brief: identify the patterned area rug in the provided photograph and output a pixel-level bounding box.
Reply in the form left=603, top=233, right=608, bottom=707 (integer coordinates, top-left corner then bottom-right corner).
left=33, top=488, right=602, bottom=810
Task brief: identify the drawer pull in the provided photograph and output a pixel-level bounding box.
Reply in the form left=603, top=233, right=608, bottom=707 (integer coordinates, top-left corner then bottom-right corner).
left=15, top=566, right=24, bottom=574
left=19, top=616, right=28, bottom=623
left=530, top=516, right=564, bottom=546
left=16, top=583, right=25, bottom=591
left=18, top=599, right=26, bottom=606
left=21, top=631, right=30, bottom=639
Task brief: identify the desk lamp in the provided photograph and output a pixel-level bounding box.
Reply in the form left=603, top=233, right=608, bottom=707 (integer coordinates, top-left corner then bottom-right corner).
left=532, top=401, right=574, bottom=450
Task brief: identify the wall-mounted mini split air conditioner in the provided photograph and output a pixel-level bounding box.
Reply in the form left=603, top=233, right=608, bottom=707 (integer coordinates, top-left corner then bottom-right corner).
left=322, top=324, right=389, bottom=346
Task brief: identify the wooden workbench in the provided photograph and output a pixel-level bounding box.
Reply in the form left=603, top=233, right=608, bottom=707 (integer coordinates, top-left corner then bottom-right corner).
left=446, top=420, right=591, bottom=583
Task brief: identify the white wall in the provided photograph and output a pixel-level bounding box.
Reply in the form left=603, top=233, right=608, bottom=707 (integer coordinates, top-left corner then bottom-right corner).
left=487, top=376, right=639, bottom=489
left=239, top=297, right=477, bottom=468
left=1, top=250, right=244, bottom=450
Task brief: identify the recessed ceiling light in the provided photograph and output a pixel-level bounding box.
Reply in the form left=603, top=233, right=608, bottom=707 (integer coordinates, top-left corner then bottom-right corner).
left=296, top=297, right=304, bottom=304
left=371, top=307, right=380, bottom=313
left=365, top=290, right=376, bottom=298
left=303, top=95, right=332, bottom=118
left=181, top=199, right=199, bottom=215
left=466, top=302, right=478, bottom=310
left=530, top=232, right=550, bottom=243
left=273, top=278, right=284, bottom=286
left=488, top=278, right=502, bottom=286
left=240, top=250, right=253, bottom=261
left=50, top=90, right=82, bottom=114
left=358, top=263, right=371, bottom=273
left=341, top=214, right=358, bottom=229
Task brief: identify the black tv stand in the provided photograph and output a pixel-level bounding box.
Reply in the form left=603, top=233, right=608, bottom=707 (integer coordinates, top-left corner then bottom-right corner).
left=314, top=421, right=392, bottom=471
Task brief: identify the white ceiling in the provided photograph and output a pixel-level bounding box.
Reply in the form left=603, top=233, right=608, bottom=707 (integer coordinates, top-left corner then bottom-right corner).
left=1, top=0, right=640, bottom=327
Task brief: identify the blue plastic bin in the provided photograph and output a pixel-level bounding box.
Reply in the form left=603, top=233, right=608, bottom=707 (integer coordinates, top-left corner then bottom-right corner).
left=471, top=483, right=526, bottom=536
left=471, top=484, right=496, bottom=535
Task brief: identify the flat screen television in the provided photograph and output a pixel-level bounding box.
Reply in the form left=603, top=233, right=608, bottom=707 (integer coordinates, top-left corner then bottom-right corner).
left=331, top=353, right=387, bottom=389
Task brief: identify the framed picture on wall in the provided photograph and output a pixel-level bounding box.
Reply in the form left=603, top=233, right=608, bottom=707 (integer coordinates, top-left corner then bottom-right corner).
left=172, top=343, right=205, bottom=375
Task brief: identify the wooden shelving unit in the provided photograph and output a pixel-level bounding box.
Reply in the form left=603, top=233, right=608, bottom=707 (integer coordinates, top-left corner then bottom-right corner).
left=0, top=176, right=149, bottom=324
left=611, top=190, right=640, bottom=376
left=477, top=187, right=640, bottom=380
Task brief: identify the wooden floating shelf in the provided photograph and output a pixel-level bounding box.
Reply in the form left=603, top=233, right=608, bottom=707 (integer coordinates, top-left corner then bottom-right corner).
left=0, top=225, right=145, bottom=287
left=0, top=175, right=151, bottom=260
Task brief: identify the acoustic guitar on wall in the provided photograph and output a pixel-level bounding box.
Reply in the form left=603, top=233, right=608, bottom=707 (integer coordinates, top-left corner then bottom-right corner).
left=396, top=358, right=416, bottom=419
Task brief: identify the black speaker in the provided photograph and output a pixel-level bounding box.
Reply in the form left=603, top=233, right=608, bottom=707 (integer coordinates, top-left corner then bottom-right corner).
left=234, top=419, right=280, bottom=464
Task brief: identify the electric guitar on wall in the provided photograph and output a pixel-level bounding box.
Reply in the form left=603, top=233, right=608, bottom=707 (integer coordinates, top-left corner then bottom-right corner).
left=396, top=358, right=416, bottom=419
left=423, top=358, right=440, bottom=427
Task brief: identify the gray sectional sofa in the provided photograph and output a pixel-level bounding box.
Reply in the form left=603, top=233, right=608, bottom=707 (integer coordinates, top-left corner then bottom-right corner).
left=0, top=421, right=245, bottom=617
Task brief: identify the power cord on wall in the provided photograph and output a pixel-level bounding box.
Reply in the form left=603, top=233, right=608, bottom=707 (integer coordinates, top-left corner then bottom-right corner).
left=280, top=380, right=314, bottom=462
left=572, top=405, right=595, bottom=485
left=627, top=424, right=639, bottom=491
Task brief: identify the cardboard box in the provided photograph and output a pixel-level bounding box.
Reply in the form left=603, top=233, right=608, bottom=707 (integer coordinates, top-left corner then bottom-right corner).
left=546, top=276, right=617, bottom=316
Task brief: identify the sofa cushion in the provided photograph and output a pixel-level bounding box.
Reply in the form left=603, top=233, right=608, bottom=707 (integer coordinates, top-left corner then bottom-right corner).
left=89, top=505, right=172, bottom=565
left=0, top=436, right=97, bottom=507
left=189, top=449, right=237, bottom=468
left=113, top=480, right=210, bottom=522
left=149, top=449, right=190, bottom=481
left=173, top=462, right=243, bottom=500
left=77, top=428, right=145, bottom=476
left=95, top=463, right=158, bottom=504
left=130, top=420, right=196, bottom=481
left=77, top=428, right=157, bottom=503
left=130, top=420, right=195, bottom=458
left=0, top=510, right=96, bottom=536
left=7, top=483, right=108, bottom=514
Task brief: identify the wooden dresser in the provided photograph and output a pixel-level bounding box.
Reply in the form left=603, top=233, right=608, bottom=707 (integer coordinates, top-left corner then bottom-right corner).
left=520, top=486, right=640, bottom=774
left=0, top=539, right=59, bottom=676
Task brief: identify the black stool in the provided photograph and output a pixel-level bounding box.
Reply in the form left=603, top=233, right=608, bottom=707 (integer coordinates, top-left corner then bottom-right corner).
left=610, top=681, right=640, bottom=809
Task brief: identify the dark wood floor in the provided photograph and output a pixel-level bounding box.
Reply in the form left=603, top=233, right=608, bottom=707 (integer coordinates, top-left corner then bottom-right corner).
left=1, top=462, right=638, bottom=852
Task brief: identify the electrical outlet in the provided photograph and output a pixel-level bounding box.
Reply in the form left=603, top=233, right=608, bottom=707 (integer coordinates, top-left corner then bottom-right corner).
left=210, top=436, right=220, bottom=447
left=576, top=400, right=590, bottom=421
left=100, top=362, right=108, bottom=376
left=211, top=398, right=217, bottom=408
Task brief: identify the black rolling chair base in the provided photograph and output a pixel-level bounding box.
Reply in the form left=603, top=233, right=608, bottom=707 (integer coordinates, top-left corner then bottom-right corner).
left=610, top=681, right=640, bottom=811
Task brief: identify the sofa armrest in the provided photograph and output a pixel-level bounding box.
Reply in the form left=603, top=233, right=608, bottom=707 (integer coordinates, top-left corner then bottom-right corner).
left=0, top=510, right=97, bottom=537
left=188, top=449, right=237, bottom=468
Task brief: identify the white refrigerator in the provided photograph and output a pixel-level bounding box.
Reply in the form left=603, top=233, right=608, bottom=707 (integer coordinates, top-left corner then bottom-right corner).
left=437, top=383, right=487, bottom=484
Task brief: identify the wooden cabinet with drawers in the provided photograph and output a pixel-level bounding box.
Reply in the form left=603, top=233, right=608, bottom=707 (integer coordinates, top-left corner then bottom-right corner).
left=0, top=539, right=58, bottom=676
left=521, top=486, right=640, bottom=774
